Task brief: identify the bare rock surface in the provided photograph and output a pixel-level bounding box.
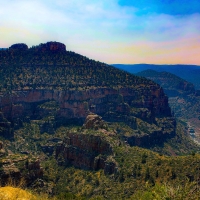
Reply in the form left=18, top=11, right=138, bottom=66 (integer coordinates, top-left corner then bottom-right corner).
left=83, top=113, right=107, bottom=129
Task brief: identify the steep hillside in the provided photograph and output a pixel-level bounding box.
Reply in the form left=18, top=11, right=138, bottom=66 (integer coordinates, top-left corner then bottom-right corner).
left=1, top=43, right=154, bottom=91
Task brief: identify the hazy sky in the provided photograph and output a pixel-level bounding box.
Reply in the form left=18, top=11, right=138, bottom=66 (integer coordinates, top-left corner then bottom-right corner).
left=1, top=0, right=200, bottom=64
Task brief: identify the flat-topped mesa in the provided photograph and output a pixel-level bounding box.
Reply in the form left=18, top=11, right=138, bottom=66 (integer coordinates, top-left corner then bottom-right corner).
left=9, top=43, right=28, bottom=51
left=37, top=41, right=66, bottom=52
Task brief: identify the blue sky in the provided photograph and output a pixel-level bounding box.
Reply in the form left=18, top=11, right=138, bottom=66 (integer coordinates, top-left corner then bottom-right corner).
left=119, top=0, right=200, bottom=15
left=0, top=0, right=200, bottom=64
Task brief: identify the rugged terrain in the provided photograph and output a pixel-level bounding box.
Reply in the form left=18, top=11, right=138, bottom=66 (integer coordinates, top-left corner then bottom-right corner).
left=137, top=69, right=200, bottom=143
left=0, top=42, right=200, bottom=199
left=0, top=42, right=174, bottom=143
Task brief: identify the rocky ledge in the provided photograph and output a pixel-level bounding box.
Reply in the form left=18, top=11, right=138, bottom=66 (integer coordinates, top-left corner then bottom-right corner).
left=36, top=42, right=66, bottom=52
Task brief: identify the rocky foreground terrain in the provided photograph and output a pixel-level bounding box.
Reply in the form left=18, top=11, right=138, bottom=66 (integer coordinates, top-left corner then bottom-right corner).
left=0, top=42, right=200, bottom=199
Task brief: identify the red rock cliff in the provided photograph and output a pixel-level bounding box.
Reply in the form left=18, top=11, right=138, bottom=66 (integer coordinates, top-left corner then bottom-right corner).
left=0, top=86, right=171, bottom=122
left=55, top=132, right=117, bottom=174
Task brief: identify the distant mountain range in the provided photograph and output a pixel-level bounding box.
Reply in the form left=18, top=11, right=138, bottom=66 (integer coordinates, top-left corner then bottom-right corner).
left=136, top=69, right=195, bottom=97
left=113, top=64, right=200, bottom=90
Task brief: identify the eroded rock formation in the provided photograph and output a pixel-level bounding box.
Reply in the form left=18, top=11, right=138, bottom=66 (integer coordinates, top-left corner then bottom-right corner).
left=55, top=132, right=117, bottom=174
left=83, top=113, right=107, bottom=129
left=37, top=42, right=66, bottom=52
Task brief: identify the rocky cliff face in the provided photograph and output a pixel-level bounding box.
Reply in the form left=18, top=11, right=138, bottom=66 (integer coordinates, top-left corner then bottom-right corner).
left=0, top=86, right=171, bottom=125
left=55, top=133, right=117, bottom=173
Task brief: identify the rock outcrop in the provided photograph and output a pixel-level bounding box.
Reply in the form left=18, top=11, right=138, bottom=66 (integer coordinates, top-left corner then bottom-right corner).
left=0, top=157, right=43, bottom=186
left=8, top=41, right=66, bottom=53
left=40, top=131, right=118, bottom=174
left=24, top=159, right=43, bottom=185
left=37, top=42, right=66, bottom=52
left=9, top=43, right=28, bottom=51
left=83, top=113, right=108, bottom=129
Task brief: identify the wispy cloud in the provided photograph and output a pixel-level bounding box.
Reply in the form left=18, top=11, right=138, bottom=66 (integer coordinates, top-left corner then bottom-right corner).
left=0, top=0, right=200, bottom=64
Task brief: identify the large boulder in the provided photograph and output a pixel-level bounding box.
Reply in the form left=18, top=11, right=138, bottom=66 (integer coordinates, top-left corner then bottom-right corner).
left=83, top=114, right=108, bottom=130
